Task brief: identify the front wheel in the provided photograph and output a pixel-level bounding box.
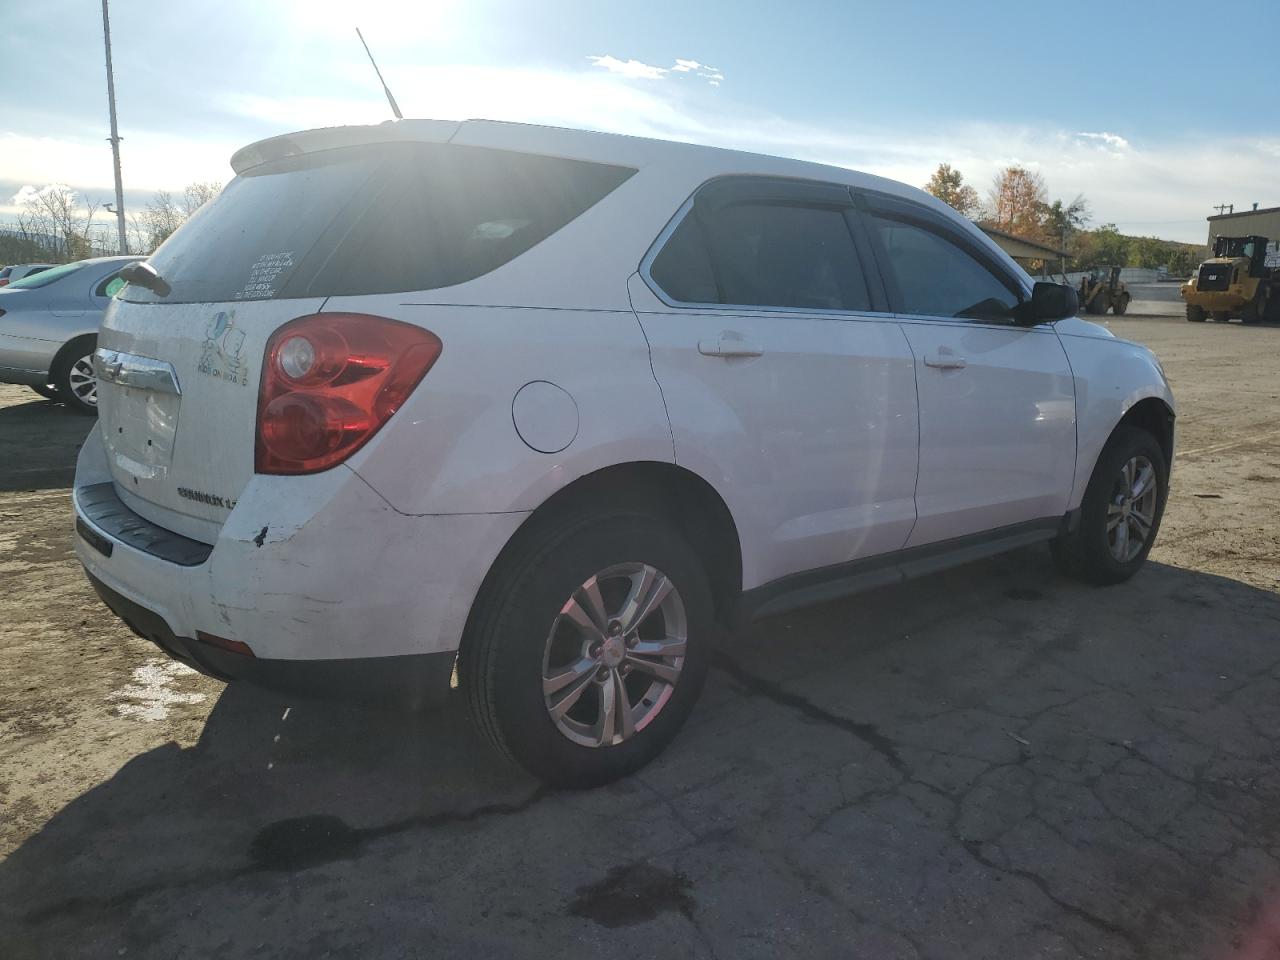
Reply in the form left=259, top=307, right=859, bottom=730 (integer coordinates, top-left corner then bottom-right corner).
left=462, top=512, right=712, bottom=787
left=1051, top=425, right=1168, bottom=585
left=1112, top=294, right=1129, bottom=316
left=1185, top=304, right=1206, bottom=322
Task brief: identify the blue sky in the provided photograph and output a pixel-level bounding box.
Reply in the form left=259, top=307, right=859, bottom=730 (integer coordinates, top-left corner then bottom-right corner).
left=4, top=0, right=1278, bottom=243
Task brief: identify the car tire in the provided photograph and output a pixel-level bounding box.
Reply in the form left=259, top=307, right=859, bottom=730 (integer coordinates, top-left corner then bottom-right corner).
left=1185, top=304, right=1206, bottom=322
left=1051, top=425, right=1168, bottom=585
left=462, top=510, right=712, bottom=788
left=29, top=383, right=59, bottom=401
left=52, top=336, right=98, bottom=415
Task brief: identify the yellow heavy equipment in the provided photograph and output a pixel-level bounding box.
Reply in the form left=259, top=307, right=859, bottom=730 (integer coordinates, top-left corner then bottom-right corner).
left=1078, top=266, right=1130, bottom=315
left=1181, top=235, right=1280, bottom=324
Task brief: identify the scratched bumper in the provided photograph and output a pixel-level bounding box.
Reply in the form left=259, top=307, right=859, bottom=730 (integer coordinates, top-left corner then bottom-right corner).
left=85, top=570, right=457, bottom=708
left=73, top=426, right=528, bottom=669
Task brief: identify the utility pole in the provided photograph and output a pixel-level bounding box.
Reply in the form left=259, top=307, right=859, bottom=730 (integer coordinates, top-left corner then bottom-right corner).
left=101, top=0, right=128, bottom=254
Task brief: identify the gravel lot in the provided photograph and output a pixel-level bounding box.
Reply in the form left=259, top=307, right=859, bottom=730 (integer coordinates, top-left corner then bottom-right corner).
left=2, top=304, right=1279, bottom=959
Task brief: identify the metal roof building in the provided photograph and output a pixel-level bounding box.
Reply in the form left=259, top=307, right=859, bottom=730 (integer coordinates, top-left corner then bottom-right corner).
left=1206, top=205, right=1280, bottom=250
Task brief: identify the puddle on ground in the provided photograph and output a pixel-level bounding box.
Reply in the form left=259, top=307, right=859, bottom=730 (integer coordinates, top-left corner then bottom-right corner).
left=566, top=862, right=695, bottom=928
left=249, top=814, right=365, bottom=872
left=1003, top=587, right=1042, bottom=601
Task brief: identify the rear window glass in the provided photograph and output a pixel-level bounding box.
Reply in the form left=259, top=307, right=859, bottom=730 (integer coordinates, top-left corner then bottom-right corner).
left=123, top=142, right=636, bottom=304
left=6, top=261, right=84, bottom=289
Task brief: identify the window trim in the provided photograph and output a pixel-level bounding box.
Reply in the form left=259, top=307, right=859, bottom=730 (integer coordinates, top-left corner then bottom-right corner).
left=855, top=189, right=1032, bottom=325
left=639, top=175, right=892, bottom=316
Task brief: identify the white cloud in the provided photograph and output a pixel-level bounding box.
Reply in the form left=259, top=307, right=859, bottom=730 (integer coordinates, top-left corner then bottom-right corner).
left=589, top=54, right=724, bottom=86
left=3, top=60, right=1272, bottom=245
left=1075, top=131, right=1130, bottom=151
left=587, top=55, right=669, bottom=80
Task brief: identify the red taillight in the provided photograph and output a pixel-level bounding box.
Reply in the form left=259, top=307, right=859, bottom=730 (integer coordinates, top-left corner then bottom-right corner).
left=255, top=313, right=442, bottom=475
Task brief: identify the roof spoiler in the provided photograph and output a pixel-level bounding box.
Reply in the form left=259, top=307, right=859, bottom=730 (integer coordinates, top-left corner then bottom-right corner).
left=229, top=119, right=462, bottom=174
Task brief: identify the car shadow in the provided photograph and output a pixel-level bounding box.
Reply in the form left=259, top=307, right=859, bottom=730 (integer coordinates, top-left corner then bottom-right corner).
left=0, top=396, right=95, bottom=493
left=4, top=554, right=1280, bottom=958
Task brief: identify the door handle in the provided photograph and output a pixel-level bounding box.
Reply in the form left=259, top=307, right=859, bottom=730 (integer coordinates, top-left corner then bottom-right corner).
left=923, top=352, right=967, bottom=370
left=698, top=333, right=764, bottom=358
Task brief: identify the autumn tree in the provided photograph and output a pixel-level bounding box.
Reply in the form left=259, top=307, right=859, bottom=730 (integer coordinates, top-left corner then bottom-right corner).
left=924, top=163, right=980, bottom=218
left=985, top=166, right=1048, bottom=242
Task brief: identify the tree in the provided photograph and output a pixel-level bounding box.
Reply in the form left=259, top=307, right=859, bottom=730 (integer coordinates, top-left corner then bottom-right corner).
left=141, top=190, right=184, bottom=250
left=15, top=185, right=104, bottom=260
left=181, top=181, right=221, bottom=217
left=924, top=163, right=980, bottom=218
left=985, top=166, right=1048, bottom=242
left=133, top=181, right=223, bottom=253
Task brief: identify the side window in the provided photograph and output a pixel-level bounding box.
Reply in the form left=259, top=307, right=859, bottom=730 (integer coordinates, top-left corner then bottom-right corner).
left=869, top=215, right=1019, bottom=320
left=647, top=194, right=872, bottom=312
left=650, top=215, right=718, bottom=303
left=95, top=273, right=126, bottom=298
left=702, top=203, right=870, bottom=311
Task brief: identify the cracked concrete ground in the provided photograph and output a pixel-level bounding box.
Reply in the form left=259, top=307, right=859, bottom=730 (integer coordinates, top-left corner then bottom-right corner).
left=2, top=309, right=1280, bottom=959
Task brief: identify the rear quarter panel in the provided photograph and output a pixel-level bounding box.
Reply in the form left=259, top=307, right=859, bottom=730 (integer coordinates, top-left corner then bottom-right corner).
left=333, top=297, right=674, bottom=515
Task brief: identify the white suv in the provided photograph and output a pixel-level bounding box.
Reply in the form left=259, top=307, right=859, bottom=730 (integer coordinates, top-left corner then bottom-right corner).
left=74, top=120, right=1174, bottom=786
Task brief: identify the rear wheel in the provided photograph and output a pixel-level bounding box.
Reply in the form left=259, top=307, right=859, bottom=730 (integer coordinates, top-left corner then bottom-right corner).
left=462, top=511, right=712, bottom=787
left=1051, top=425, right=1168, bottom=585
left=52, top=336, right=98, bottom=415
left=1185, top=304, right=1206, bottom=322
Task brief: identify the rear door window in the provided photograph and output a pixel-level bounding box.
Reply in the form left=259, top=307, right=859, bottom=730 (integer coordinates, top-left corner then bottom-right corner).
left=122, top=143, right=635, bottom=304
left=650, top=196, right=871, bottom=312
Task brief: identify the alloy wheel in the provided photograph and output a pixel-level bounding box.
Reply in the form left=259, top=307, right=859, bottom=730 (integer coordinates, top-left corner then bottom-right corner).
left=69, top=354, right=97, bottom=407
left=542, top=562, right=687, bottom=748
left=1107, top=455, right=1157, bottom=562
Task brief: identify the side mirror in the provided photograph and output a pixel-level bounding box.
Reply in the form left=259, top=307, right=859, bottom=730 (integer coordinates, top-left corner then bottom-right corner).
left=119, top=260, right=171, bottom=297
left=1013, top=281, right=1077, bottom=326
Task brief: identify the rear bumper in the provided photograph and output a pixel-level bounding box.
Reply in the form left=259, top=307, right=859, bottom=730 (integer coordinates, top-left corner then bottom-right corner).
left=86, top=570, right=457, bottom=708
left=72, top=427, right=528, bottom=697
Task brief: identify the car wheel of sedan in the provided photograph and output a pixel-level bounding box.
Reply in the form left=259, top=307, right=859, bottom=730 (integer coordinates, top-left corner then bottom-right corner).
left=462, top=511, right=712, bottom=788
left=1051, top=425, right=1168, bottom=585
left=53, top=338, right=98, bottom=415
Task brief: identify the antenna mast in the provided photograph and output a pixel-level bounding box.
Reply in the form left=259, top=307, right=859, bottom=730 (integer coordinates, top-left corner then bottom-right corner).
left=356, top=27, right=403, bottom=120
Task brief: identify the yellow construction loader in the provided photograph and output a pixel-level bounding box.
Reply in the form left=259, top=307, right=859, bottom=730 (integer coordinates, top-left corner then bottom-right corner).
left=1078, top=266, right=1130, bottom=315
left=1181, top=235, right=1280, bottom=324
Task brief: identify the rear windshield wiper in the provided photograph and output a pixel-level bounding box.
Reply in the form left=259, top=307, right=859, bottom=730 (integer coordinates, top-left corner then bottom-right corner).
left=119, top=261, right=171, bottom=297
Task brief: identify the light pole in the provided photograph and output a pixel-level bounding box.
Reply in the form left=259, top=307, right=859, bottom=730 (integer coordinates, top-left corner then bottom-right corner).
left=101, top=0, right=128, bottom=254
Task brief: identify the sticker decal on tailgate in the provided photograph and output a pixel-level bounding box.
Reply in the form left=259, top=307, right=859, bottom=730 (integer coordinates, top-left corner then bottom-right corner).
left=198, top=310, right=249, bottom=386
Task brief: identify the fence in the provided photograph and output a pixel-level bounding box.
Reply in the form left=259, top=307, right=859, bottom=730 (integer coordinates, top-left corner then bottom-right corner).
left=0, top=225, right=124, bottom=263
